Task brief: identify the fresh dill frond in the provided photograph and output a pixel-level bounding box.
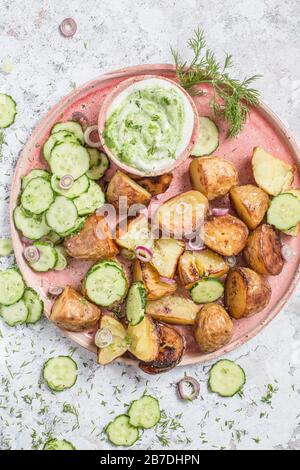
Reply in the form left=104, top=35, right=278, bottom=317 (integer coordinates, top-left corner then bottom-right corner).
left=171, top=27, right=262, bottom=137
left=0, top=131, right=6, bottom=161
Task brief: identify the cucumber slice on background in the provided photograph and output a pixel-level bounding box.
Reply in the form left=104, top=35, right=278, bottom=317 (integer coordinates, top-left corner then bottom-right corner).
left=43, top=131, right=79, bottom=162
left=23, top=288, right=44, bottom=324
left=51, top=174, right=90, bottom=199
left=106, top=415, right=139, bottom=447
left=86, top=149, right=110, bottom=180
left=59, top=217, right=85, bottom=238
left=126, top=281, right=147, bottom=326
left=0, top=93, right=17, bottom=128
left=43, top=356, right=78, bottom=392
left=1, top=299, right=28, bottom=326
left=14, top=206, right=50, bottom=240
left=0, top=269, right=25, bottom=306
left=128, top=395, right=161, bottom=429
left=21, top=177, right=54, bottom=215
left=267, top=193, right=300, bottom=231
left=28, top=242, right=58, bottom=272
left=43, top=438, right=76, bottom=450
left=0, top=238, right=13, bottom=257
left=209, top=359, right=246, bottom=397
left=49, top=141, right=90, bottom=180
left=192, top=116, right=219, bottom=157
left=46, top=196, right=78, bottom=235
left=22, top=169, right=50, bottom=189
left=54, top=246, right=68, bottom=271
left=41, top=231, right=62, bottom=245
left=190, top=278, right=224, bottom=304
left=73, top=180, right=105, bottom=216
left=51, top=120, right=84, bottom=144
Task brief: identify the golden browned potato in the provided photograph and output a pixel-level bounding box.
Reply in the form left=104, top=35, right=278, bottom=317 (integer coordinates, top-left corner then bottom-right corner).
left=194, top=249, right=229, bottom=277
left=128, top=315, right=160, bottom=362
left=150, top=238, right=185, bottom=278
left=98, top=315, right=129, bottom=365
left=146, top=295, right=201, bottom=325
left=136, top=174, right=173, bottom=196
left=106, top=170, right=152, bottom=209
left=50, top=286, right=101, bottom=332
left=230, top=185, right=269, bottom=230
left=133, top=260, right=177, bottom=300
left=252, top=147, right=295, bottom=196
left=178, top=251, right=202, bottom=287
left=155, top=190, right=209, bottom=238
left=194, top=303, right=233, bottom=353
left=204, top=214, right=249, bottom=256
left=243, top=224, right=284, bottom=275
left=64, top=214, right=119, bottom=260
left=139, top=322, right=185, bottom=374
left=225, top=267, right=271, bottom=319
left=116, top=214, right=153, bottom=251
left=283, top=189, right=300, bottom=236
left=189, top=157, right=238, bottom=200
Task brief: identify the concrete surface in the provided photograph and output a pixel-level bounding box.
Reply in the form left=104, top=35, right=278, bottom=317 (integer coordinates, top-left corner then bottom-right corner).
left=0, top=0, right=299, bottom=450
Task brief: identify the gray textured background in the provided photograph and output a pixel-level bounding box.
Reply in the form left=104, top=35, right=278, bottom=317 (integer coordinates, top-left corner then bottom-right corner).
left=0, top=0, right=300, bottom=450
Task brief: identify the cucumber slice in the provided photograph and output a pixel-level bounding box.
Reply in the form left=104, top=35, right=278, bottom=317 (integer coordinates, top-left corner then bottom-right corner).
left=14, top=206, right=50, bottom=240
left=54, top=246, right=68, bottom=271
left=49, top=142, right=90, bottom=180
left=126, top=281, right=146, bottom=326
left=73, top=181, right=105, bottom=216
left=86, top=149, right=110, bottom=180
left=192, top=117, right=219, bottom=157
left=46, top=196, right=78, bottom=235
left=21, top=177, right=54, bottom=215
left=128, top=395, right=160, bottom=429
left=106, top=415, right=139, bottom=447
left=22, top=169, right=50, bottom=190
left=209, top=359, right=246, bottom=397
left=23, top=288, right=44, bottom=324
left=43, top=438, right=76, bottom=450
left=59, top=217, right=85, bottom=238
left=42, top=231, right=62, bottom=245
left=267, top=193, right=300, bottom=231
left=84, top=260, right=128, bottom=307
left=51, top=120, right=84, bottom=144
left=0, top=93, right=17, bottom=128
left=0, top=269, right=25, bottom=306
left=190, top=278, right=224, bottom=304
left=43, top=356, right=78, bottom=392
left=1, top=299, right=28, bottom=326
left=43, top=131, right=79, bottom=162
left=0, top=238, right=13, bottom=257
left=51, top=174, right=89, bottom=199
left=28, top=242, right=58, bottom=272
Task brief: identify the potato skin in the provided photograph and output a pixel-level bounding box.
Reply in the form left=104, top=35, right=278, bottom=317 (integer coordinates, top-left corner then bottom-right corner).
left=64, top=214, right=119, bottom=261
left=204, top=214, right=249, bottom=256
left=146, top=295, right=201, bottom=325
left=194, top=303, right=233, bottom=353
left=230, top=184, right=269, bottom=230
left=225, top=267, right=271, bottom=319
left=178, top=251, right=202, bottom=287
left=50, top=286, right=101, bottom=332
left=133, top=260, right=177, bottom=300
left=243, top=224, right=284, bottom=275
left=189, top=157, right=238, bottom=200
left=136, top=174, right=173, bottom=196
left=106, top=170, right=151, bottom=209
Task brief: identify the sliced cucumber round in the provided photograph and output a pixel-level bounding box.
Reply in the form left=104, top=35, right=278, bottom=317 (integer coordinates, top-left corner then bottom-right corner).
left=41, top=231, right=62, bottom=245
left=23, top=288, right=44, bottom=324
left=21, top=177, right=54, bottom=215
left=14, top=206, right=50, bottom=240
left=22, top=169, right=50, bottom=190
left=43, top=356, right=78, bottom=392
left=267, top=193, right=300, bottom=231
left=51, top=120, right=84, bottom=144
left=0, top=238, right=13, bottom=257
left=43, top=131, right=79, bottom=162
left=0, top=93, right=17, bottom=128
left=59, top=217, right=85, bottom=239
left=128, top=395, right=160, bottom=429
left=86, top=149, right=109, bottom=180
left=28, top=242, right=58, bottom=272
left=51, top=174, right=90, bottom=199
left=192, top=116, right=219, bottom=157
left=1, top=299, right=28, bottom=327
left=54, top=246, right=68, bottom=271
left=0, top=269, right=25, bottom=306
left=106, top=415, right=139, bottom=447
left=49, top=142, right=90, bottom=180
left=74, top=180, right=105, bottom=216
left=190, top=278, right=224, bottom=304
left=43, top=438, right=76, bottom=450
left=209, top=359, right=246, bottom=397
left=126, top=281, right=147, bottom=326
left=46, top=196, right=78, bottom=235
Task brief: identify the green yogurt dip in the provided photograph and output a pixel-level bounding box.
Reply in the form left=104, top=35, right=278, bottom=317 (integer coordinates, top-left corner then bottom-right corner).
left=103, top=84, right=188, bottom=173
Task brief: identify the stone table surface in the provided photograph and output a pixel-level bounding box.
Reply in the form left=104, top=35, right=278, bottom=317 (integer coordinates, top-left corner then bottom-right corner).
left=0, top=0, right=300, bottom=451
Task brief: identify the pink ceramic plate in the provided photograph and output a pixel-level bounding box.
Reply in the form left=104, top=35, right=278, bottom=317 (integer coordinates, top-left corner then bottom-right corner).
left=9, top=64, right=300, bottom=367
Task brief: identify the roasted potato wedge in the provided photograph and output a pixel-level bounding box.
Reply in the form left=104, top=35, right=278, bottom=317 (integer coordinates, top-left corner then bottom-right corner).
left=230, top=184, right=269, bottom=230
left=64, top=214, right=119, bottom=260
left=194, top=249, right=229, bottom=278
left=283, top=189, right=300, bottom=236
left=146, top=295, right=201, bottom=325
left=204, top=214, right=249, bottom=256
left=116, top=214, right=153, bottom=251
left=128, top=315, right=160, bottom=362
left=189, top=157, right=238, bottom=200
left=155, top=190, right=209, bottom=238
left=133, top=260, right=177, bottom=300
left=178, top=251, right=202, bottom=287
left=225, top=267, right=271, bottom=319
left=194, top=303, right=233, bottom=353
left=150, top=238, right=185, bottom=278
left=50, top=286, right=101, bottom=332
left=106, top=170, right=152, bottom=209
left=252, top=147, right=295, bottom=196
left=136, top=174, right=173, bottom=196
left=243, top=224, right=284, bottom=275
left=139, top=322, right=185, bottom=374
left=98, top=315, right=129, bottom=365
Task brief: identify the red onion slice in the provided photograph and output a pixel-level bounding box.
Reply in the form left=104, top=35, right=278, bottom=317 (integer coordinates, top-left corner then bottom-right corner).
left=186, top=239, right=205, bottom=251
left=134, top=245, right=153, bottom=262
left=72, top=111, right=89, bottom=130
left=48, top=286, right=63, bottom=297
left=211, top=208, right=230, bottom=217
left=84, top=125, right=101, bottom=148
left=160, top=276, right=176, bottom=285
left=59, top=175, right=74, bottom=190
left=95, top=327, right=113, bottom=348
left=23, top=246, right=40, bottom=263
left=21, top=236, right=34, bottom=246
left=59, top=18, right=77, bottom=38
left=281, top=244, right=294, bottom=261
left=177, top=376, right=200, bottom=401
left=225, top=255, right=237, bottom=267
left=120, top=248, right=136, bottom=260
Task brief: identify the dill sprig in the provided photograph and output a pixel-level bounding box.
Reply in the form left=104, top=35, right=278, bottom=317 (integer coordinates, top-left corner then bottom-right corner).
left=171, top=28, right=262, bottom=137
